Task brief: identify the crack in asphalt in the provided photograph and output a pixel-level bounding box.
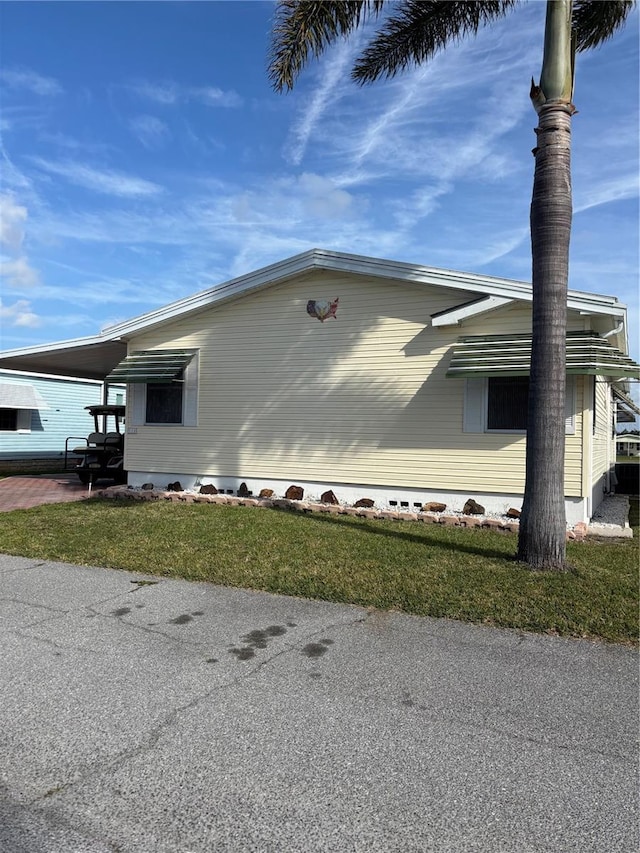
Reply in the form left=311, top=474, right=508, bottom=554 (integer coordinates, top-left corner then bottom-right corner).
left=24, top=612, right=368, bottom=807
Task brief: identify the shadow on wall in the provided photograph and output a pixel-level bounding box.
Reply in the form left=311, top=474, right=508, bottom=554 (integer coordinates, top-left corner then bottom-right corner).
left=136, top=276, right=516, bottom=481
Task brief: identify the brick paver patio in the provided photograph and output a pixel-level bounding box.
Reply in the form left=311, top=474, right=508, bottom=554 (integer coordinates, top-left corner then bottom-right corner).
left=0, top=473, right=90, bottom=512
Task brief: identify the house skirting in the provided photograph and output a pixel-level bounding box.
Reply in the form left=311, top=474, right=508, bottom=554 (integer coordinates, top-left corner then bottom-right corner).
left=126, top=471, right=591, bottom=526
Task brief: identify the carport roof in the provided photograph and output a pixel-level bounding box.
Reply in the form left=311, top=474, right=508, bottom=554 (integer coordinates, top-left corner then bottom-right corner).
left=0, top=337, right=127, bottom=382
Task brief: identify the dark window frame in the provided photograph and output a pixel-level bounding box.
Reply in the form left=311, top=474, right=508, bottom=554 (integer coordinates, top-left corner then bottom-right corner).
left=145, top=372, right=184, bottom=425
left=0, top=409, right=19, bottom=431
left=486, top=376, right=529, bottom=432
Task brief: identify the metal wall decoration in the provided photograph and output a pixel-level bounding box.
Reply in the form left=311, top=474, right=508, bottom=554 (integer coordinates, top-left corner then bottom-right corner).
left=306, top=297, right=339, bottom=322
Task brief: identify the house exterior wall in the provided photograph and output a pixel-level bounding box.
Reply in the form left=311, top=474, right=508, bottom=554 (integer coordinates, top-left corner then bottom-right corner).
left=591, top=377, right=614, bottom=509
left=122, top=270, right=588, bottom=514
left=0, top=370, right=124, bottom=460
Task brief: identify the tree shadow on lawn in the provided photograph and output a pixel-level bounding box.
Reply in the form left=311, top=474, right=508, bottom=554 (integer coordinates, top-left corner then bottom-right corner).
left=285, top=507, right=516, bottom=562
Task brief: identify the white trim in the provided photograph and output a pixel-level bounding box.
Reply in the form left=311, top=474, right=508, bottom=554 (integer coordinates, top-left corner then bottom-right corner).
left=101, top=249, right=625, bottom=338
left=432, top=296, right=514, bottom=327
left=0, top=368, right=105, bottom=385
left=0, top=250, right=629, bottom=376
left=126, top=471, right=591, bottom=525
left=464, top=375, right=577, bottom=435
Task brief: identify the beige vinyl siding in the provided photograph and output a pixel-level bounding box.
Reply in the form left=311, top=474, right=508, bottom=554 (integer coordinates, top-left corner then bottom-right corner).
left=123, top=271, right=584, bottom=496
left=591, top=378, right=611, bottom=487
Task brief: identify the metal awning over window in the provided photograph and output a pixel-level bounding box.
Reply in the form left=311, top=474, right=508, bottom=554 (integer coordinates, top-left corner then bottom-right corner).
left=0, top=383, right=50, bottom=409
left=446, top=332, right=640, bottom=379
left=613, top=386, right=640, bottom=420
left=106, top=350, right=196, bottom=384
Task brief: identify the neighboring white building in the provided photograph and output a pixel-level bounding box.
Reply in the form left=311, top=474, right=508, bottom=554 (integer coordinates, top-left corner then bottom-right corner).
left=616, top=435, right=640, bottom=457
left=0, top=250, right=638, bottom=522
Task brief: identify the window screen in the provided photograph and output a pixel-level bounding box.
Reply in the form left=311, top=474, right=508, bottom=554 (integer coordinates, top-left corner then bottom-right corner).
left=487, top=377, right=529, bottom=431
left=145, top=379, right=183, bottom=424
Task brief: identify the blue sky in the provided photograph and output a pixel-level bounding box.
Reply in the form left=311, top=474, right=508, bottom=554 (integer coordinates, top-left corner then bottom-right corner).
left=1, top=1, right=638, bottom=371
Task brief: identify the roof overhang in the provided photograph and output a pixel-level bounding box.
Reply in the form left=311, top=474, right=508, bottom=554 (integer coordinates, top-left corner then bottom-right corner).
left=0, top=250, right=631, bottom=382
left=0, top=336, right=127, bottom=381
left=101, top=250, right=625, bottom=339
left=447, top=333, right=640, bottom=379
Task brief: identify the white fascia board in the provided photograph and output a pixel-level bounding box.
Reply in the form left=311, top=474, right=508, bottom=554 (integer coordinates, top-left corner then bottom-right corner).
left=102, top=250, right=322, bottom=338
left=431, top=296, right=514, bottom=327
left=0, top=367, right=104, bottom=385
left=33, top=249, right=626, bottom=343
left=0, top=332, right=120, bottom=359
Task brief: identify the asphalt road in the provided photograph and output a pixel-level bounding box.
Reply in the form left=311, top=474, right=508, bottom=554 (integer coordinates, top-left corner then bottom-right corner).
left=1, top=554, right=638, bottom=853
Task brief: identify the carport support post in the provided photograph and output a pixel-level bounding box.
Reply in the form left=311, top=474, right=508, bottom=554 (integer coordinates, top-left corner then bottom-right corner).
left=102, top=381, right=110, bottom=405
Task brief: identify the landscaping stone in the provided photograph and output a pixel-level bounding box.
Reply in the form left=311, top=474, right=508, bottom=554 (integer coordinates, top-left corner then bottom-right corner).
left=481, top=519, right=502, bottom=529
left=356, top=509, right=379, bottom=519
left=423, top=502, right=446, bottom=513
left=320, top=489, right=339, bottom=504
left=463, top=499, right=485, bottom=515
left=259, top=489, right=274, bottom=498
left=573, top=521, right=588, bottom=541
left=237, top=482, right=251, bottom=497
left=166, top=481, right=183, bottom=492
left=94, top=481, right=633, bottom=541
left=285, top=485, right=304, bottom=500
left=272, top=499, right=292, bottom=510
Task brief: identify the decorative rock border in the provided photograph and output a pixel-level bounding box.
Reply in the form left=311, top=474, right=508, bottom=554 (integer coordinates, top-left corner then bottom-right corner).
left=91, top=484, right=601, bottom=541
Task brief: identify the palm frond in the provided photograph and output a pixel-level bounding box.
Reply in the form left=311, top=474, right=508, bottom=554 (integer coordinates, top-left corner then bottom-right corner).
left=352, top=0, right=518, bottom=84
left=269, top=0, right=385, bottom=92
left=572, top=0, right=636, bottom=52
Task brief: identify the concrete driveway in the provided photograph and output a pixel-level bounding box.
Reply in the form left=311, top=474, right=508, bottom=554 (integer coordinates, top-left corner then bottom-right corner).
left=1, top=554, right=638, bottom=852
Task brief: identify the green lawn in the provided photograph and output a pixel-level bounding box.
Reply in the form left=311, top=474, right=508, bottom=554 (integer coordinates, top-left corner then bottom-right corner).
left=0, top=498, right=637, bottom=644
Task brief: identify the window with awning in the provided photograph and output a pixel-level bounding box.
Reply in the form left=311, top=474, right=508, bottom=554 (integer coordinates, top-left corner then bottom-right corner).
left=0, top=383, right=50, bottom=432
left=106, top=350, right=196, bottom=384
left=116, top=350, right=200, bottom=427
left=0, top=383, right=50, bottom=409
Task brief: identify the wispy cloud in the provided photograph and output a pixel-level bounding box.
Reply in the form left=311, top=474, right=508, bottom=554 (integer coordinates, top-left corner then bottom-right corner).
left=0, top=298, right=41, bottom=327
left=574, top=173, right=639, bottom=214
left=0, top=256, right=40, bottom=288
left=284, top=37, right=362, bottom=166
left=129, top=115, right=171, bottom=150
left=0, top=68, right=63, bottom=96
left=189, top=86, right=243, bottom=108
left=0, top=193, right=40, bottom=288
left=29, top=157, right=163, bottom=197
left=129, top=79, right=243, bottom=108
left=0, top=194, right=28, bottom=251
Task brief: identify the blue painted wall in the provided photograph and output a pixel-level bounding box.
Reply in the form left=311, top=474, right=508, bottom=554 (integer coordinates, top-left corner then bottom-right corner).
left=0, top=371, right=125, bottom=460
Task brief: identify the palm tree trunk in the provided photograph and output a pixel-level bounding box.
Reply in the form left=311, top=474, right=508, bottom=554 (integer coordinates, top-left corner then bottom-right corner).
left=518, top=0, right=574, bottom=571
